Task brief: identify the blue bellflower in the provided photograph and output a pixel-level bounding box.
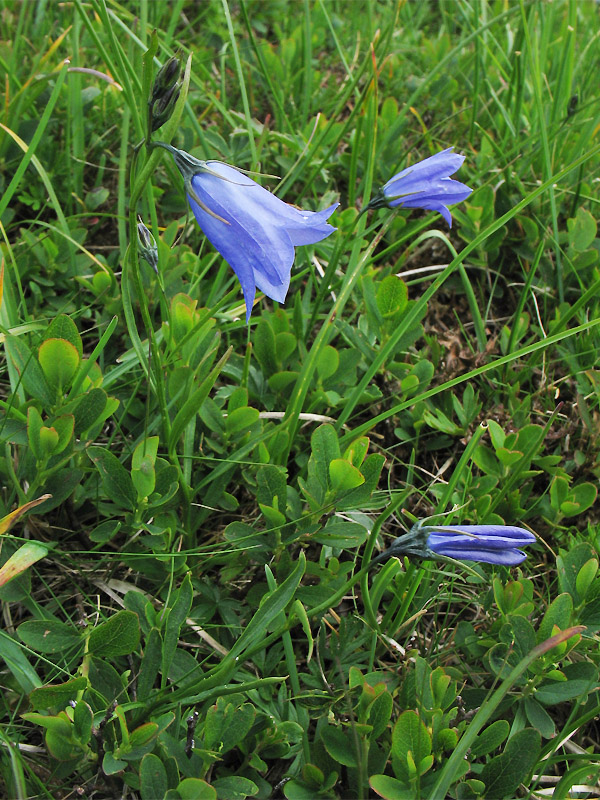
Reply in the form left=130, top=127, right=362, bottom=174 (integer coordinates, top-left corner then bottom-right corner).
left=367, top=147, right=472, bottom=227
left=159, top=144, right=338, bottom=321
left=371, top=522, right=536, bottom=567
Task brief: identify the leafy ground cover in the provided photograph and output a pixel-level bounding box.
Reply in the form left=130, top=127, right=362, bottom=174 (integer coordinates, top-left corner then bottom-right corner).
left=1, top=0, right=600, bottom=797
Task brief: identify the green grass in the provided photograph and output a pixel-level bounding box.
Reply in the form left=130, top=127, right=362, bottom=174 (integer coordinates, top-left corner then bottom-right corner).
left=1, top=0, right=600, bottom=798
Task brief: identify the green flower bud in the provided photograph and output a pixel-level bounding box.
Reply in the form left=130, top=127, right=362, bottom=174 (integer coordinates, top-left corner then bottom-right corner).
left=137, top=218, right=159, bottom=274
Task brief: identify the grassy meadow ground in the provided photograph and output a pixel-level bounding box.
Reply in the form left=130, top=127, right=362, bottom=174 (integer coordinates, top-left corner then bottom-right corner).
left=0, top=0, right=600, bottom=797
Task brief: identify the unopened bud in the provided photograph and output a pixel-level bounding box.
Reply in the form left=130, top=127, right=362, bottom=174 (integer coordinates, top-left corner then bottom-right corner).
left=150, top=82, right=180, bottom=131
left=151, top=55, right=181, bottom=103
left=137, top=218, right=159, bottom=274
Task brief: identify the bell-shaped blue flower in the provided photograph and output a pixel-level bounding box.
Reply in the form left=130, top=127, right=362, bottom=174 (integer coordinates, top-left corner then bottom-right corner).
left=158, top=144, right=338, bottom=321
left=367, top=147, right=472, bottom=227
left=371, top=521, right=536, bottom=567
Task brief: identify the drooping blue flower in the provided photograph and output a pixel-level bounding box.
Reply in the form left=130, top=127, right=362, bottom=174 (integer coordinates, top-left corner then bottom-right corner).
left=371, top=522, right=536, bottom=567
left=158, top=144, right=338, bottom=321
left=366, top=147, right=472, bottom=227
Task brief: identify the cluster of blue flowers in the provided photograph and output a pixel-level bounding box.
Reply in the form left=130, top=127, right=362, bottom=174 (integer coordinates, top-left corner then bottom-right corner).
left=150, top=72, right=539, bottom=571
left=158, top=141, right=471, bottom=322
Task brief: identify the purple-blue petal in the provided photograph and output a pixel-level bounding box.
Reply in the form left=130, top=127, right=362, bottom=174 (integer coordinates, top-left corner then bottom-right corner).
left=429, top=525, right=535, bottom=545
left=380, top=147, right=472, bottom=227
left=427, top=545, right=529, bottom=566
left=383, top=148, right=466, bottom=192
left=427, top=524, right=535, bottom=566
left=187, top=162, right=336, bottom=319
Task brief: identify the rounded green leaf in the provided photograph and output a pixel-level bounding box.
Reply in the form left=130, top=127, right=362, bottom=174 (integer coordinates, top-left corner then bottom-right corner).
left=320, top=725, right=357, bottom=767
left=140, top=754, right=168, bottom=800
left=18, top=620, right=82, bottom=654
left=38, top=338, right=80, bottom=392
left=329, top=458, right=365, bottom=492
left=316, top=345, right=339, bottom=381
left=43, top=315, right=83, bottom=358
left=376, top=275, right=408, bottom=318
left=177, top=778, right=217, bottom=800
left=88, top=609, right=140, bottom=657
left=28, top=677, right=88, bottom=711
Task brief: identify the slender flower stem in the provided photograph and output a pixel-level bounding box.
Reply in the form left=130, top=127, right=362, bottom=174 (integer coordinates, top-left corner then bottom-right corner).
left=282, top=213, right=397, bottom=461
left=360, top=490, right=408, bottom=630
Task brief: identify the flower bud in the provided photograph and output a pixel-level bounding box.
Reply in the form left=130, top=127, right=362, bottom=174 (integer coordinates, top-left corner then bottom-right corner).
left=151, top=55, right=181, bottom=103
left=150, top=82, right=181, bottom=131
left=137, top=218, right=159, bottom=274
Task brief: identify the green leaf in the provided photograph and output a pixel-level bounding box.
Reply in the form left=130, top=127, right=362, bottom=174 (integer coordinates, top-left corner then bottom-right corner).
left=0, top=542, right=48, bottom=589
left=312, top=519, right=368, bottom=549
left=21, top=712, right=71, bottom=736
left=221, top=703, right=256, bottom=753
left=469, top=719, right=509, bottom=757
left=72, top=388, right=108, bottom=436
left=290, top=600, right=314, bottom=664
left=580, top=596, right=600, bottom=632
left=43, top=315, right=83, bottom=359
left=38, top=338, right=80, bottom=392
left=38, top=468, right=83, bottom=512
left=310, top=424, right=341, bottom=491
left=177, top=778, right=217, bottom=800
left=275, top=331, right=296, bottom=363
left=225, top=406, right=260, bottom=436
left=391, top=710, right=431, bottom=783
left=137, top=628, right=162, bottom=700
left=558, top=542, right=596, bottom=601
left=561, top=482, right=597, bottom=517
left=0, top=633, right=42, bottom=693
left=87, top=445, right=137, bottom=510
left=26, top=406, right=44, bottom=460
left=28, top=677, right=88, bottom=711
left=88, top=657, right=124, bottom=703
left=523, top=697, right=555, bottom=739
left=254, top=317, right=277, bottom=375
left=73, top=701, right=93, bottom=744
left=38, top=425, right=59, bottom=456
left=369, top=774, right=414, bottom=799
left=316, top=345, right=339, bottom=380
left=256, top=465, right=287, bottom=510
left=320, top=725, right=357, bottom=767
left=211, top=776, right=258, bottom=799
left=45, top=728, right=80, bottom=761
left=501, top=615, right=536, bottom=658
left=343, top=436, right=369, bottom=469
left=480, top=728, right=540, bottom=798
left=17, top=620, right=82, bottom=654
left=88, top=610, right=140, bottom=658
left=140, top=753, right=168, bottom=800
left=567, top=207, right=596, bottom=252
left=103, top=750, right=127, bottom=775
left=376, top=275, right=408, bottom=318
left=89, top=519, right=121, bottom=544
left=535, top=679, right=595, bottom=705
left=536, top=593, right=573, bottom=642
left=131, top=436, right=159, bottom=500
left=575, top=557, right=598, bottom=601
left=337, top=452, right=385, bottom=510
left=129, top=722, right=159, bottom=747
left=228, top=552, right=305, bottom=662
left=329, top=459, right=365, bottom=492
left=368, top=691, right=394, bottom=738
left=51, top=414, right=74, bottom=454
left=161, top=574, right=193, bottom=683
left=4, top=334, right=55, bottom=405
